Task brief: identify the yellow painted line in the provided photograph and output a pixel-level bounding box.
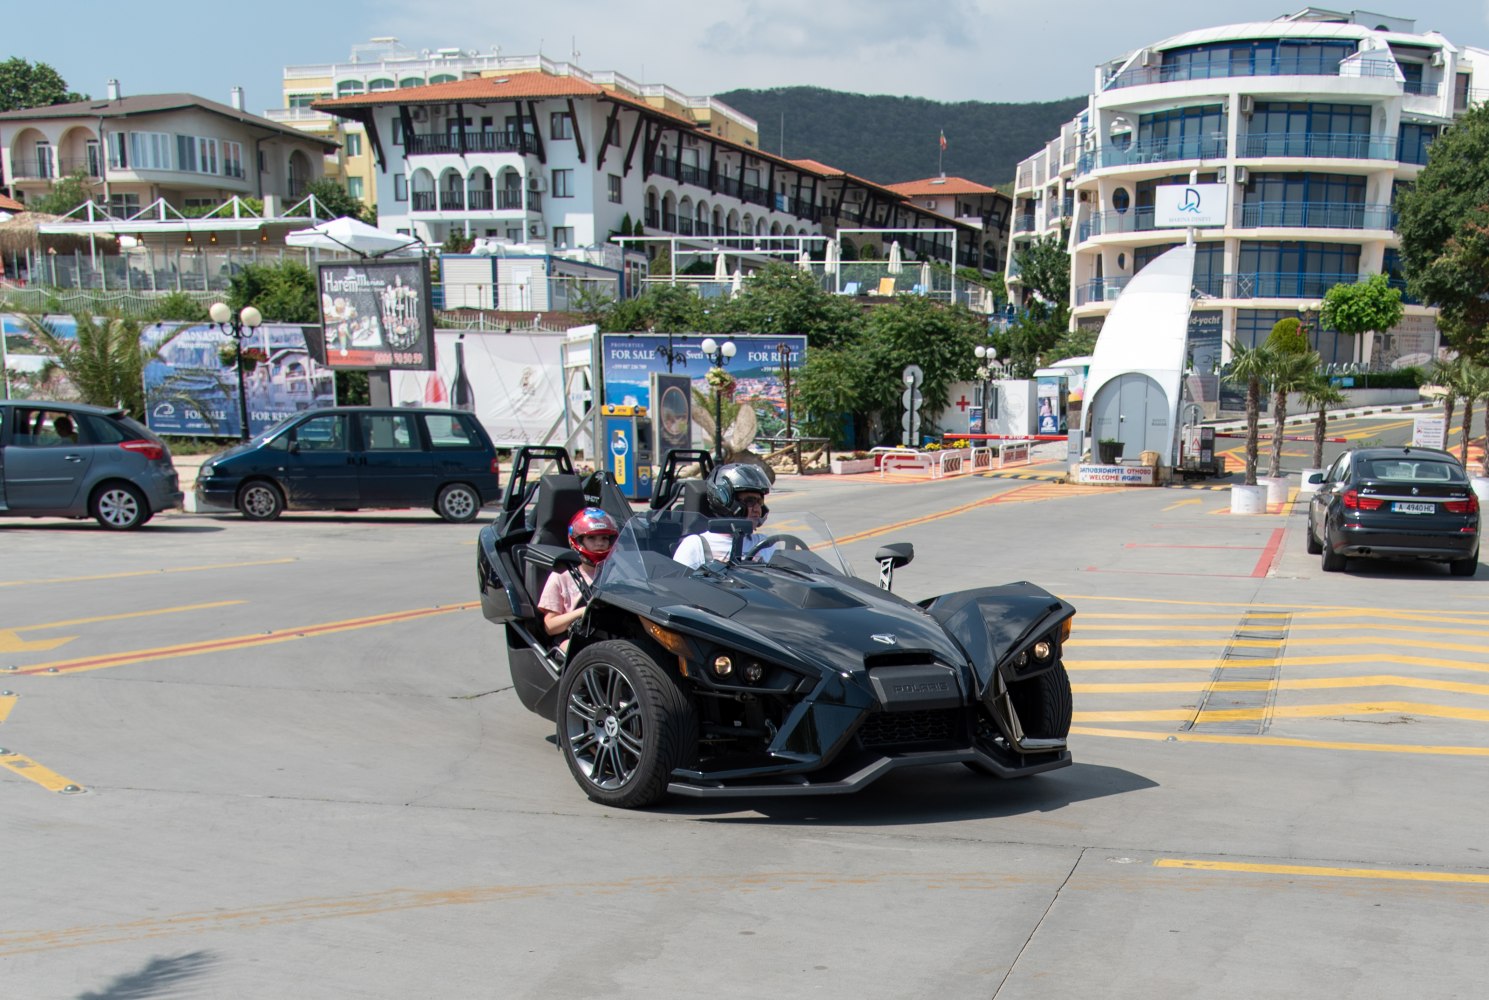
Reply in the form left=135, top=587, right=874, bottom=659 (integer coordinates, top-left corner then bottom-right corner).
left=1281, top=637, right=1489, bottom=654
left=1067, top=638, right=1280, bottom=648
left=0, top=752, right=80, bottom=793
left=1154, top=858, right=1489, bottom=886
left=1074, top=622, right=1489, bottom=637
left=1067, top=659, right=1230, bottom=670
left=1162, top=497, right=1204, bottom=511
left=0, top=631, right=75, bottom=654
left=1079, top=612, right=1294, bottom=620
left=0, top=558, right=295, bottom=588
left=1068, top=655, right=1489, bottom=675
left=1061, top=594, right=1489, bottom=617
left=7, top=600, right=247, bottom=633
left=1078, top=701, right=1489, bottom=723
left=0, top=694, right=14, bottom=723
left=1076, top=709, right=1204, bottom=722
left=1075, top=681, right=1229, bottom=693
left=1074, top=676, right=1489, bottom=696
left=14, top=602, right=478, bottom=677
left=833, top=482, right=1104, bottom=545
left=1071, top=725, right=1489, bottom=756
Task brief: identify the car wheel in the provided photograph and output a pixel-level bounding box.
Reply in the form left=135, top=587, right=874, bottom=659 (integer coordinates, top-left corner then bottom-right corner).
left=1009, top=661, right=1073, bottom=739
left=1449, top=551, right=1479, bottom=578
left=1320, top=528, right=1346, bottom=572
left=557, top=639, right=697, bottom=808
left=237, top=480, right=284, bottom=521
left=435, top=483, right=480, bottom=523
left=92, top=482, right=150, bottom=530
left=1305, top=521, right=1322, bottom=555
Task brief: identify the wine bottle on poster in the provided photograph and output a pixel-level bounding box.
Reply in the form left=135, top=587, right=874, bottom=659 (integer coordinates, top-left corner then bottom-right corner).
left=452, top=334, right=475, bottom=412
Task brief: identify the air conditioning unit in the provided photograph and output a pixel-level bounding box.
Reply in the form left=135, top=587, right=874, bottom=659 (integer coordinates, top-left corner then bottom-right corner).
left=1235, top=166, right=1249, bottom=184
left=528, top=221, right=547, bottom=238
left=1138, top=48, right=1153, bottom=67
left=410, top=107, right=429, bottom=122
left=1431, top=50, right=1445, bottom=67
left=1240, top=95, right=1255, bottom=118
left=528, top=174, right=547, bottom=192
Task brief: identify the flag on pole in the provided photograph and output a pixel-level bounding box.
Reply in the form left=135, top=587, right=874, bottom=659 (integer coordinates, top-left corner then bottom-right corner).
left=939, top=130, right=947, bottom=152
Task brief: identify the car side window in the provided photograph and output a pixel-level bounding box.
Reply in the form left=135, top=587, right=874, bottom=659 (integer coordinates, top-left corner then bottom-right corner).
left=13, top=408, right=84, bottom=447
left=81, top=414, right=127, bottom=444
left=362, top=413, right=419, bottom=451
left=424, top=413, right=478, bottom=448
left=1327, top=455, right=1349, bottom=484
left=293, top=414, right=347, bottom=451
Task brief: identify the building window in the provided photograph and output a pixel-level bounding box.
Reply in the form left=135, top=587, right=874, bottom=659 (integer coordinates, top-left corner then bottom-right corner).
left=223, top=141, right=244, bottom=179
left=347, top=177, right=364, bottom=199
left=608, top=174, right=622, bottom=203
left=399, top=77, right=424, bottom=89
left=336, top=80, right=365, bottom=97
left=552, top=169, right=574, bottom=198
left=368, top=78, right=395, bottom=92
left=197, top=137, right=219, bottom=175
left=85, top=140, right=101, bottom=176
left=429, top=74, right=457, bottom=84
left=392, top=120, right=403, bottom=146
left=605, top=118, right=621, bottom=146
left=550, top=112, right=573, bottom=140
left=107, top=193, right=140, bottom=216
left=506, top=227, right=522, bottom=241
left=553, top=226, right=575, bottom=248
left=345, top=133, right=363, bottom=157
left=394, top=173, right=408, bottom=201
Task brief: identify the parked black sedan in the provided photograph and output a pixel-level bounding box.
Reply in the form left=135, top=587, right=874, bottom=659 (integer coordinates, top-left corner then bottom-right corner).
left=1306, top=446, right=1480, bottom=576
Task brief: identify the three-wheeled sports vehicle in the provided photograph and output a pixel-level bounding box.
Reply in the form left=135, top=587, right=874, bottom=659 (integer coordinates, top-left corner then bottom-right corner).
left=476, top=447, right=1076, bottom=808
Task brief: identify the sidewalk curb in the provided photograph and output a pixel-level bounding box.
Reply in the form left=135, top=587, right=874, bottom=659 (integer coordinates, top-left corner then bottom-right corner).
left=1209, top=400, right=1436, bottom=433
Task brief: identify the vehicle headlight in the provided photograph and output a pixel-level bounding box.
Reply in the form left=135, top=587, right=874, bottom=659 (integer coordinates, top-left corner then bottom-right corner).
left=712, top=655, right=734, bottom=678
left=198, top=464, right=215, bottom=478
left=1032, top=640, right=1053, bottom=662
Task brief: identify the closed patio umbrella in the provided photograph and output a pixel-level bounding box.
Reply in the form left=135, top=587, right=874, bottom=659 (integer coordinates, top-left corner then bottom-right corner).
left=714, top=249, right=729, bottom=281
left=887, top=240, right=903, bottom=275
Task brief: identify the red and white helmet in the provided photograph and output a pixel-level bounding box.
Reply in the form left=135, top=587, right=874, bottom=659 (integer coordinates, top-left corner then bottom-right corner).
left=568, top=507, right=619, bottom=565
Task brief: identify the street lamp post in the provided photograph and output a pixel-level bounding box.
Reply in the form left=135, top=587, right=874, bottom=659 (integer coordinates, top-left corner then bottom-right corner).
left=210, top=301, right=263, bottom=441
left=700, top=336, right=736, bottom=462
left=653, top=328, right=688, bottom=372
left=974, top=343, right=998, bottom=434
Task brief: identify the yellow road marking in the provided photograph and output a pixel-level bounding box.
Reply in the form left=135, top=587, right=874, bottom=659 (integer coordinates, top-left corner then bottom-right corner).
left=1162, top=497, right=1204, bottom=512
left=0, top=558, right=295, bottom=588
left=1074, top=622, right=1489, bottom=637
left=1067, top=638, right=1281, bottom=648
left=1074, top=676, right=1489, bottom=696
left=1061, top=594, right=1489, bottom=617
left=0, top=694, right=14, bottom=723
left=833, top=482, right=1102, bottom=544
left=0, top=751, right=80, bottom=793
left=0, top=631, right=75, bottom=654
left=1076, top=701, right=1489, bottom=723
left=1068, top=655, right=1489, bottom=674
left=14, top=603, right=478, bottom=676
left=7, top=600, right=246, bottom=633
left=1154, top=858, right=1489, bottom=885
left=1071, top=725, right=1489, bottom=756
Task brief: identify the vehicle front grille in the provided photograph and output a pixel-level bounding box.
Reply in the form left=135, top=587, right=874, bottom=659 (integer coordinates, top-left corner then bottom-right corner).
left=858, top=709, right=959, bottom=748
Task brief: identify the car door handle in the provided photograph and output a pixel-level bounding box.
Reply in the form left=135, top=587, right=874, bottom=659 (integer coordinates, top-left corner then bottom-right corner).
left=64, top=454, right=84, bottom=463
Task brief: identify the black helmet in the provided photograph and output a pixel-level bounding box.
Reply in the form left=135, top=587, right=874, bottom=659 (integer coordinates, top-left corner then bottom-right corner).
left=705, top=463, right=771, bottom=516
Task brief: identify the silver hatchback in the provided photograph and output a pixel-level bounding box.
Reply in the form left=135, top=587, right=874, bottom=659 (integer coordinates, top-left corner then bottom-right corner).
left=0, top=400, right=182, bottom=529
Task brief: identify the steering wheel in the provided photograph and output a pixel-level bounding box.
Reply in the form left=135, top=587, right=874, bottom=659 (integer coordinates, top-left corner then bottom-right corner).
left=745, top=534, right=808, bottom=560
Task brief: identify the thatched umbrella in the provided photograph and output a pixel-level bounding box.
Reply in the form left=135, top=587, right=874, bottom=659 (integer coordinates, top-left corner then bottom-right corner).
left=0, top=211, right=90, bottom=282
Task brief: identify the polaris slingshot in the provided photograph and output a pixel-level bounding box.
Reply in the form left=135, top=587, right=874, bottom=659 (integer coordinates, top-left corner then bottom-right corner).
left=476, top=447, right=1076, bottom=808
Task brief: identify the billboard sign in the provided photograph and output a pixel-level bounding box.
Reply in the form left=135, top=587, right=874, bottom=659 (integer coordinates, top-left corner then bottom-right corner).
left=314, top=259, right=435, bottom=370
left=1154, top=183, right=1228, bottom=228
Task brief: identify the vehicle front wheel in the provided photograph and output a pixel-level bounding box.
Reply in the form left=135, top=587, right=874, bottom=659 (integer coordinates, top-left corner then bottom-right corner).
left=92, top=482, right=150, bottom=530
left=435, top=483, right=480, bottom=523
left=557, top=639, right=697, bottom=808
left=1449, top=551, right=1479, bottom=578
left=237, top=480, right=284, bottom=521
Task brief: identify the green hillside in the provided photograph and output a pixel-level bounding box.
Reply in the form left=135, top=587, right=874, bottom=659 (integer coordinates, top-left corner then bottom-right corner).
left=715, top=86, right=1088, bottom=189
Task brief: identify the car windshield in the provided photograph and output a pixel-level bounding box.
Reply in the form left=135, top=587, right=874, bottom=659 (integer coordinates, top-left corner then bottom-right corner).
left=1360, top=458, right=1465, bottom=483
left=601, top=509, right=853, bottom=585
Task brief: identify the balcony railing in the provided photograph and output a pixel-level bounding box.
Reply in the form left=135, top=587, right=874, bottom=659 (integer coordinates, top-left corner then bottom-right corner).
left=1205, top=271, right=1366, bottom=299
left=1237, top=201, right=1395, bottom=230
left=1095, top=136, right=1228, bottom=170
left=1080, top=208, right=1160, bottom=240
left=661, top=211, right=677, bottom=232
left=8, top=156, right=56, bottom=180
left=439, top=190, right=464, bottom=210
left=406, top=131, right=528, bottom=156
left=467, top=190, right=493, bottom=211
left=1105, top=55, right=1394, bottom=90
left=497, top=190, right=524, bottom=210
left=1240, top=132, right=1396, bottom=160
left=1402, top=79, right=1440, bottom=97
left=1013, top=214, right=1037, bottom=233
left=411, top=191, right=436, bottom=211
left=645, top=208, right=659, bottom=228
left=1074, top=277, right=1131, bottom=306
left=58, top=157, right=103, bottom=178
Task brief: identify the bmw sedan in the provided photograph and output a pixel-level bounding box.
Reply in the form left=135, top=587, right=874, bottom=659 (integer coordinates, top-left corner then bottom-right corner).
left=1306, top=446, right=1480, bottom=576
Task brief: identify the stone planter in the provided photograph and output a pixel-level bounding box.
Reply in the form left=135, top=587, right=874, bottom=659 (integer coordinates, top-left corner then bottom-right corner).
left=1256, top=475, right=1290, bottom=504
left=1097, top=441, right=1124, bottom=464
left=830, top=457, right=877, bottom=475
left=1230, top=483, right=1268, bottom=514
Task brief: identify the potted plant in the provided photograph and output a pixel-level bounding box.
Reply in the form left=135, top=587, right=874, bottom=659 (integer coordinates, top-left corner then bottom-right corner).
left=829, top=450, right=877, bottom=475
left=1097, top=438, right=1124, bottom=464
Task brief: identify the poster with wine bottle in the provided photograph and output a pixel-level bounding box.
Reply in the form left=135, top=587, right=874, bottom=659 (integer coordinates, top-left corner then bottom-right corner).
left=311, top=259, right=435, bottom=370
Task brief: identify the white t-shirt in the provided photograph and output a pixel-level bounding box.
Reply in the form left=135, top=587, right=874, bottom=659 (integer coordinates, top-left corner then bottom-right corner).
left=538, top=563, right=597, bottom=617
left=674, top=531, right=775, bottom=568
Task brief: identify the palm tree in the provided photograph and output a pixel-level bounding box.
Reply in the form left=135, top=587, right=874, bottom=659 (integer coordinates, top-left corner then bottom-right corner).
left=1223, top=340, right=1274, bottom=486
left=1430, top=356, right=1463, bottom=436
left=1298, top=372, right=1346, bottom=469
left=1451, top=360, right=1489, bottom=470
left=1265, top=350, right=1321, bottom=478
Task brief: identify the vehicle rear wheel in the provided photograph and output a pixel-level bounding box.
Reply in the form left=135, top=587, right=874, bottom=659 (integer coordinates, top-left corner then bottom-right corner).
left=1449, top=551, right=1479, bottom=577
left=1320, top=530, right=1345, bottom=572
left=1305, top=521, right=1322, bottom=555
left=557, top=639, right=697, bottom=808
left=92, top=482, right=150, bottom=530
left=436, top=483, right=480, bottom=523
left=237, top=480, right=284, bottom=521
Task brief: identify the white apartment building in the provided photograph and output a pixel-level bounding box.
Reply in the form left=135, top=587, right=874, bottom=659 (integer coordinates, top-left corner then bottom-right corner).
left=1008, top=8, right=1488, bottom=367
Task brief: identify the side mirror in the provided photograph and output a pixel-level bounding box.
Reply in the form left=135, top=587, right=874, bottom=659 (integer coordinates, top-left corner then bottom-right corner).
left=874, top=542, right=914, bottom=591
left=287, top=440, right=301, bottom=454
left=1306, top=472, right=1324, bottom=485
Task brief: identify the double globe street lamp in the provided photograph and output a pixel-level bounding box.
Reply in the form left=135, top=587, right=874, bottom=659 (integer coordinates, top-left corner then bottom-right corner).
left=974, top=343, right=998, bottom=435
left=210, top=302, right=263, bottom=442
left=700, top=337, right=737, bottom=462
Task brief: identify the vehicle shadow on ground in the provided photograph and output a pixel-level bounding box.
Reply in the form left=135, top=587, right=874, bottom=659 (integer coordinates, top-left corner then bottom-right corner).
left=76, top=950, right=217, bottom=999
left=0, top=522, right=224, bottom=533
left=185, top=513, right=497, bottom=526
left=1333, top=559, right=1481, bottom=580
left=669, top=762, right=1157, bottom=826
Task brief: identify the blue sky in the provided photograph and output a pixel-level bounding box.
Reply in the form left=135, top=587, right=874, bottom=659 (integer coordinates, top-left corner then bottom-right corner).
left=8, top=0, right=1489, bottom=114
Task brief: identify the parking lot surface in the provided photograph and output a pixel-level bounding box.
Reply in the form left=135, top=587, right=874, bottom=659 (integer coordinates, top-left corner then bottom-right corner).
left=2, top=454, right=1486, bottom=998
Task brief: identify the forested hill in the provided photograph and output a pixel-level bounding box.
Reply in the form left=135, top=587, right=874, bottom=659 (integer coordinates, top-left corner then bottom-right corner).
left=714, top=87, right=1088, bottom=189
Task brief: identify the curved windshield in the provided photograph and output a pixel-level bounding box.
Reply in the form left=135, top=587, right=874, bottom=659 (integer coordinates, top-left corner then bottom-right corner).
left=601, top=509, right=853, bottom=586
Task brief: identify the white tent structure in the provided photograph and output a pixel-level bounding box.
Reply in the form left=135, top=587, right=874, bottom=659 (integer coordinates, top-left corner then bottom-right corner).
left=285, top=217, right=423, bottom=258
left=1081, top=244, right=1195, bottom=464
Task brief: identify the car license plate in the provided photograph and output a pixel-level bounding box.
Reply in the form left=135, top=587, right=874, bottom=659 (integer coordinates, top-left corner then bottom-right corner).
left=1392, top=502, right=1435, bottom=514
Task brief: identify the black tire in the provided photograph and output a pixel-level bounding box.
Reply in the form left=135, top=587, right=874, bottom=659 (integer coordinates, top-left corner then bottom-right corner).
left=1009, top=661, right=1073, bottom=739
left=1449, top=551, right=1479, bottom=578
left=556, top=639, right=697, bottom=808
left=1305, top=521, right=1322, bottom=555
left=1320, top=527, right=1345, bottom=572
left=91, top=482, right=150, bottom=530
left=237, top=480, right=284, bottom=521
left=436, top=483, right=480, bottom=523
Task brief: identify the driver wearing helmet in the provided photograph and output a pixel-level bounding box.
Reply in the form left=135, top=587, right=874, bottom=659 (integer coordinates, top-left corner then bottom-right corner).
left=539, top=507, right=619, bottom=651
left=673, top=463, right=776, bottom=568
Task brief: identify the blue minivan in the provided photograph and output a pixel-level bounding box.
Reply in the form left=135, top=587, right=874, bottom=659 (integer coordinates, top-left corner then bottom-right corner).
left=195, top=407, right=501, bottom=522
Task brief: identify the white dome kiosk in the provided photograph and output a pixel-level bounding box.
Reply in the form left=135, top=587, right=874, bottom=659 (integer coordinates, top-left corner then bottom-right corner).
left=1081, top=243, right=1195, bottom=479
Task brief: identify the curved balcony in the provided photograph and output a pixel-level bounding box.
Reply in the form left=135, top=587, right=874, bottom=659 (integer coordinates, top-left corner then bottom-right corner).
left=1202, top=271, right=1365, bottom=299
left=1104, top=55, right=1396, bottom=91
left=1236, top=201, right=1396, bottom=230
left=1078, top=135, right=1227, bottom=175
left=1079, top=208, right=1159, bottom=241
left=1074, top=276, right=1131, bottom=306
left=1239, top=132, right=1395, bottom=161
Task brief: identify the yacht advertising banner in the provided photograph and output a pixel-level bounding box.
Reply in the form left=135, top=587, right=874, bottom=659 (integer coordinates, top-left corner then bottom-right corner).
left=1154, top=183, right=1228, bottom=228
left=313, top=259, right=435, bottom=370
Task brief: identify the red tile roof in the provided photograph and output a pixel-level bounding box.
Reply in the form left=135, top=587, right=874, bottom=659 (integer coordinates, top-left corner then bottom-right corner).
left=887, top=176, right=999, bottom=196
left=0, top=193, right=24, bottom=212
